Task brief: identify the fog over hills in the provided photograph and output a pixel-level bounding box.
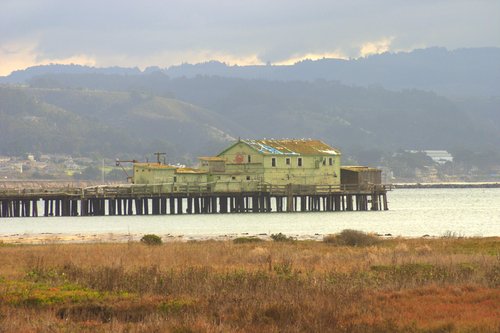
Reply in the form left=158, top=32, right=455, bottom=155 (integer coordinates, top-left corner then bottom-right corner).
left=164, top=47, right=500, bottom=98
left=0, top=47, right=499, bottom=163
left=3, top=48, right=499, bottom=98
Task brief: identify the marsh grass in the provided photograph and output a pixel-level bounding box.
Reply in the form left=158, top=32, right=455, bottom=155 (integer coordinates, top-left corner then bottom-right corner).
left=0, top=237, right=499, bottom=332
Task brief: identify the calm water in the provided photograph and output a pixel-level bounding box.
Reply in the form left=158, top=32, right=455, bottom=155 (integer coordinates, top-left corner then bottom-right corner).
left=0, top=188, right=499, bottom=239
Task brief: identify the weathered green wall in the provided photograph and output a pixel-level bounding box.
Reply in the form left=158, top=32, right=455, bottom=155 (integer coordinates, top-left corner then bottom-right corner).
left=260, top=155, right=340, bottom=186
left=218, top=142, right=265, bottom=165
left=217, top=142, right=341, bottom=186
left=133, top=165, right=208, bottom=186
left=133, top=140, right=342, bottom=192
left=133, top=165, right=176, bottom=184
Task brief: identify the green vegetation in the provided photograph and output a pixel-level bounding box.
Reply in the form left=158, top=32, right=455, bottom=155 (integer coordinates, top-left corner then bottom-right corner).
left=270, top=233, right=296, bottom=242
left=140, top=234, right=163, bottom=245
left=233, top=236, right=263, bottom=244
left=0, top=86, right=229, bottom=163
left=323, top=229, right=381, bottom=247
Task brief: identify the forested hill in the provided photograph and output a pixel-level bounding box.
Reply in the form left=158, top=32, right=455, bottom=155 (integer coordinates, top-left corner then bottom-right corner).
left=1, top=46, right=498, bottom=162
left=0, top=86, right=236, bottom=162
left=165, top=47, right=500, bottom=98
left=2, top=47, right=499, bottom=98
left=1, top=75, right=498, bottom=162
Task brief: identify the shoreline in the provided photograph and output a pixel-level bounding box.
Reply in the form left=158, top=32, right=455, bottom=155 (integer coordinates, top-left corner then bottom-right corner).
left=393, top=182, right=500, bottom=189
left=0, top=232, right=324, bottom=244
left=0, top=231, right=477, bottom=245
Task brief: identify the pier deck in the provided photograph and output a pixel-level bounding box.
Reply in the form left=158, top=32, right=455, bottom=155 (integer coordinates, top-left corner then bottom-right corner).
left=0, top=183, right=390, bottom=218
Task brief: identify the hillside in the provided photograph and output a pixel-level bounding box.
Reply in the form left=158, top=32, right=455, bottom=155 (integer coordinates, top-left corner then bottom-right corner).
left=2, top=75, right=498, bottom=164
left=23, top=75, right=500, bottom=153
left=0, top=47, right=498, bottom=167
left=2, top=47, right=499, bottom=98
left=0, top=86, right=236, bottom=162
left=165, top=47, right=500, bottom=98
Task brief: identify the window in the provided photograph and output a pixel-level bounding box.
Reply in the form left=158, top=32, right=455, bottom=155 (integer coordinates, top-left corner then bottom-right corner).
left=329, top=157, right=333, bottom=166
left=298, top=157, right=302, bottom=167
left=286, top=157, right=291, bottom=165
left=232, top=176, right=236, bottom=180
left=173, top=176, right=177, bottom=182
left=272, top=157, right=276, bottom=167
left=246, top=176, right=251, bottom=180
left=248, top=155, right=251, bottom=163
left=322, top=159, right=326, bottom=166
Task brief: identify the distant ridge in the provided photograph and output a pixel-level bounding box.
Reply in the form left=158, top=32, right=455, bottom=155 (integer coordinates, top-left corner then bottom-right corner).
left=2, top=64, right=142, bottom=84
left=2, top=47, right=499, bottom=97
left=1, top=47, right=499, bottom=163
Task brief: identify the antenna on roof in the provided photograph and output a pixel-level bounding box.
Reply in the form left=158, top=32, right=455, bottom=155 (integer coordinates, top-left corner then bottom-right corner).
left=154, top=152, right=166, bottom=164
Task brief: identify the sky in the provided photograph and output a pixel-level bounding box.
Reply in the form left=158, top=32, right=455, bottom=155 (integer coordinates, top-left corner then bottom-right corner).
left=1, top=0, right=499, bottom=76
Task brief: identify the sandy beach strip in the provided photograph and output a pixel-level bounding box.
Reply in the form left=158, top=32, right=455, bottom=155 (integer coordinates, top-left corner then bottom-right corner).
left=0, top=232, right=332, bottom=244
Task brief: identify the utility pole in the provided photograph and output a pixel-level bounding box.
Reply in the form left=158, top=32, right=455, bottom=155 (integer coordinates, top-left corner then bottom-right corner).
left=154, top=152, right=166, bottom=164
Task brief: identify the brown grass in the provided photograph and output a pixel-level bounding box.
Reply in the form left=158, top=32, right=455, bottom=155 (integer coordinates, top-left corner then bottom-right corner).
left=0, top=237, right=499, bottom=332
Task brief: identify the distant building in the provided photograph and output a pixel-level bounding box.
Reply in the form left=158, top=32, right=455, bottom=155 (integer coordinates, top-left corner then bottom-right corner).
left=422, top=150, right=453, bottom=164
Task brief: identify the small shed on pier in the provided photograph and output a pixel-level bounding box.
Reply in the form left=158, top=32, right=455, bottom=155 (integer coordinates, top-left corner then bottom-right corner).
left=341, top=166, right=382, bottom=188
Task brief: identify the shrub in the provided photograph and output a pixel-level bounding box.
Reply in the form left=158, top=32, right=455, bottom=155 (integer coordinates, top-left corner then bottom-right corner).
left=324, top=229, right=380, bottom=247
left=441, top=231, right=464, bottom=239
left=140, top=234, right=163, bottom=246
left=233, top=237, right=263, bottom=244
left=270, top=233, right=295, bottom=242
left=323, top=234, right=337, bottom=244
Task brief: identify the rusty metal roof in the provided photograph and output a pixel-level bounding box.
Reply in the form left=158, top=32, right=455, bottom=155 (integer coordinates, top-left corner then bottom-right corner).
left=175, top=167, right=207, bottom=174
left=198, top=157, right=225, bottom=161
left=133, top=163, right=177, bottom=169
left=242, top=139, right=340, bottom=156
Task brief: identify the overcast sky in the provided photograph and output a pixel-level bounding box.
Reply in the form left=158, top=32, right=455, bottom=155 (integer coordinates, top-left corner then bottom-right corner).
left=1, top=0, right=499, bottom=75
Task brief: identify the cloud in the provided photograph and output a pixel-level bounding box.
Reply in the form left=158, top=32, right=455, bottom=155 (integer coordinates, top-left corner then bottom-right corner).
left=0, top=0, right=499, bottom=74
left=98, top=50, right=265, bottom=69
left=273, top=51, right=348, bottom=66
left=359, top=37, right=395, bottom=57
left=0, top=40, right=96, bottom=76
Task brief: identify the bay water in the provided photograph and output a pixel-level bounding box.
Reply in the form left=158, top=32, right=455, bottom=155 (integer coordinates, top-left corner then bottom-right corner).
left=0, top=188, right=499, bottom=240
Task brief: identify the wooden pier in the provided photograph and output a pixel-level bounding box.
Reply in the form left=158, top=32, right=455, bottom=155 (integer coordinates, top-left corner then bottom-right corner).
left=0, top=183, right=390, bottom=218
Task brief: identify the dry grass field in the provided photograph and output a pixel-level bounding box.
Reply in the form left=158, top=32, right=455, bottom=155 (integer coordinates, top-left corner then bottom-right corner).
left=0, top=232, right=499, bottom=332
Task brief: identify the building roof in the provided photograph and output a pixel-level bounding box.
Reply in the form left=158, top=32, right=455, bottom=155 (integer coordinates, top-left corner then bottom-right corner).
left=234, top=139, right=341, bottom=156
left=198, top=156, right=226, bottom=161
left=175, top=167, right=207, bottom=174
left=133, top=163, right=177, bottom=169
left=341, top=166, right=381, bottom=172
left=422, top=150, right=453, bottom=164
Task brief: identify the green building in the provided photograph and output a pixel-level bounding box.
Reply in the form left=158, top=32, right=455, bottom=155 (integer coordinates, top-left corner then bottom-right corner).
left=133, top=139, right=341, bottom=192
left=133, top=163, right=208, bottom=192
